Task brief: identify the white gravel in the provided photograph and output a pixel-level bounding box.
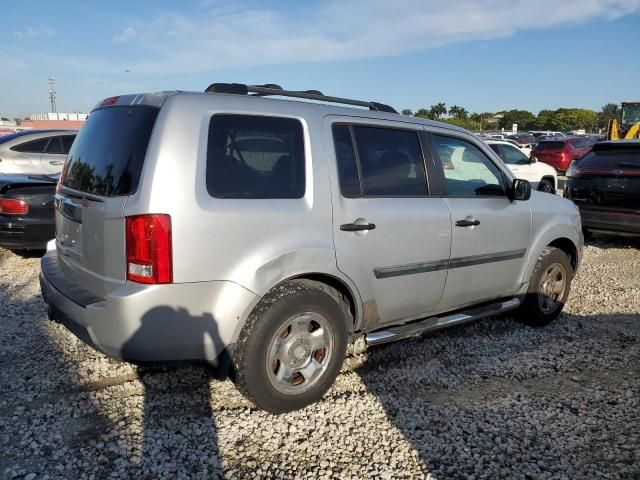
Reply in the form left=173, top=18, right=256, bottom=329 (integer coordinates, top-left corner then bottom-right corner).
left=1, top=235, right=639, bottom=479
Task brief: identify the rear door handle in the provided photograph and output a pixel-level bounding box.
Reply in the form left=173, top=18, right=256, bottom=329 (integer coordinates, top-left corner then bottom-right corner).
left=340, top=222, right=376, bottom=232
left=455, top=218, right=480, bottom=227
left=49, top=161, right=65, bottom=165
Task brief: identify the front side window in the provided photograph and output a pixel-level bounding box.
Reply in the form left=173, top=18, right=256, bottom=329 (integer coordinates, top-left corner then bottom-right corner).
left=433, top=135, right=505, bottom=196
left=11, top=137, right=49, bottom=153
left=207, top=115, right=305, bottom=199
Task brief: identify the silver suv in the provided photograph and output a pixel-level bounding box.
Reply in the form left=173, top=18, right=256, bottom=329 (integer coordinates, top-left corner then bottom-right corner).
left=40, top=84, right=582, bottom=413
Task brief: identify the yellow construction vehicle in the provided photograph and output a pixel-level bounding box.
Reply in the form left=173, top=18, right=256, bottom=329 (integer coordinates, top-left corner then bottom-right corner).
left=606, top=101, right=640, bottom=140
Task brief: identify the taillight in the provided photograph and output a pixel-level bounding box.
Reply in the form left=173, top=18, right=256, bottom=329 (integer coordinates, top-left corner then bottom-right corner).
left=126, top=214, right=172, bottom=284
left=0, top=198, right=29, bottom=215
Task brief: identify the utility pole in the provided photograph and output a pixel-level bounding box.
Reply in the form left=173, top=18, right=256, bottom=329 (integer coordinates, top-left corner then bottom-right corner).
left=47, top=76, right=57, bottom=113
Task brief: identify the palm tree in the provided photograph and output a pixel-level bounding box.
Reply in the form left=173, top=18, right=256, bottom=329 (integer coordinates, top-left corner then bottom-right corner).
left=429, top=102, right=447, bottom=119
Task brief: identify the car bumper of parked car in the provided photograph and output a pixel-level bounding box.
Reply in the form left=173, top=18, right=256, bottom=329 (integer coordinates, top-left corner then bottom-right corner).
left=0, top=216, right=54, bottom=250
left=577, top=205, right=640, bottom=235
left=39, top=247, right=260, bottom=373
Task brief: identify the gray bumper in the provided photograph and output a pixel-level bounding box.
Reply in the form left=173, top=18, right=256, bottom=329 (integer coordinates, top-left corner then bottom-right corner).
left=40, top=249, right=259, bottom=369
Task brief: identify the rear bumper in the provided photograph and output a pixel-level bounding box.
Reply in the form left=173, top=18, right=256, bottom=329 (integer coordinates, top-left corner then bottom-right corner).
left=578, top=206, right=640, bottom=234
left=0, top=216, right=54, bottom=250
left=40, top=247, right=260, bottom=370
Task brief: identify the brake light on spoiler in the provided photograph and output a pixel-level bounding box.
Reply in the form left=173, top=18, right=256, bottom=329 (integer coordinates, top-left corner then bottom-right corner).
left=126, top=214, right=172, bottom=284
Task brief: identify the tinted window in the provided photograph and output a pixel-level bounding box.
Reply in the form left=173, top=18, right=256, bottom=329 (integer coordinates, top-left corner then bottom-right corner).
left=488, top=144, right=501, bottom=156
left=535, top=141, right=565, bottom=151
left=352, top=126, right=427, bottom=196
left=433, top=135, right=505, bottom=196
left=570, top=138, right=591, bottom=149
left=60, top=135, right=75, bottom=154
left=500, top=144, right=530, bottom=165
left=62, top=106, right=158, bottom=196
left=45, top=137, right=63, bottom=154
left=206, top=114, right=305, bottom=199
left=332, top=125, right=361, bottom=197
left=11, top=137, right=49, bottom=153
left=578, top=150, right=640, bottom=169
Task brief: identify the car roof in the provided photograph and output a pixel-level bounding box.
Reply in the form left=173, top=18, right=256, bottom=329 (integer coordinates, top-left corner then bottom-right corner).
left=93, top=89, right=472, bottom=135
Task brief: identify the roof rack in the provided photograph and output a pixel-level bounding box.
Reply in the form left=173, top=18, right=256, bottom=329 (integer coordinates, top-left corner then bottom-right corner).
left=204, top=83, right=398, bottom=114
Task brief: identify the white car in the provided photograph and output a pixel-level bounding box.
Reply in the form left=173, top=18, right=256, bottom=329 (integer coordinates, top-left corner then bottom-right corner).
left=486, top=140, right=557, bottom=193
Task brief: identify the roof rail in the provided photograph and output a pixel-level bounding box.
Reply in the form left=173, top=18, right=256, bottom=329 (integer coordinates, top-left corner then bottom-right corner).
left=204, top=83, right=398, bottom=114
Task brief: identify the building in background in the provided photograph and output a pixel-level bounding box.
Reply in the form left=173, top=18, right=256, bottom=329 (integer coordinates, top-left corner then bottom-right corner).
left=20, top=112, right=87, bottom=130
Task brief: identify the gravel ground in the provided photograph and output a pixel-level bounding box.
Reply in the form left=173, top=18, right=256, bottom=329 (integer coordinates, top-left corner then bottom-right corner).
left=1, top=235, right=639, bottom=480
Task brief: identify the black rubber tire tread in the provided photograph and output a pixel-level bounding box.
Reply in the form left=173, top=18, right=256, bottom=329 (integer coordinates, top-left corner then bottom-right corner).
left=232, top=280, right=348, bottom=414
left=538, top=178, right=555, bottom=194
left=517, top=246, right=573, bottom=327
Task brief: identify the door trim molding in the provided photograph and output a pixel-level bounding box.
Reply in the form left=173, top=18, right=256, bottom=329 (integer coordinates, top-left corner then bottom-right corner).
left=373, top=248, right=526, bottom=279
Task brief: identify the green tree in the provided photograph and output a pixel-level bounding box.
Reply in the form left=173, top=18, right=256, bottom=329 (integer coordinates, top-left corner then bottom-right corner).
left=598, top=103, right=620, bottom=129
left=449, top=105, right=468, bottom=120
left=414, top=108, right=431, bottom=119
left=401, top=108, right=413, bottom=116
left=429, top=102, right=447, bottom=119
left=499, top=109, right=536, bottom=130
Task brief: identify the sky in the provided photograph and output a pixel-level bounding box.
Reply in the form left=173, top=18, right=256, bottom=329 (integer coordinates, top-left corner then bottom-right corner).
left=1, top=0, right=639, bottom=119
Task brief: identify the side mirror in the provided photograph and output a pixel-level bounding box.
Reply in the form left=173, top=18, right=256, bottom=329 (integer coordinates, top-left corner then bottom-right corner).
left=512, top=178, right=531, bottom=201
left=529, top=156, right=537, bottom=164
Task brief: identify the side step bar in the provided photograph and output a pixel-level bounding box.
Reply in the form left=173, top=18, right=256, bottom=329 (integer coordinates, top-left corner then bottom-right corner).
left=365, top=298, right=521, bottom=346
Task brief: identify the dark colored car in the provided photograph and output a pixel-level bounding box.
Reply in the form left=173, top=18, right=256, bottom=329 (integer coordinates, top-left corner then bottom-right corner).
left=0, top=173, right=58, bottom=252
left=531, top=137, right=593, bottom=173
left=564, top=141, right=640, bottom=235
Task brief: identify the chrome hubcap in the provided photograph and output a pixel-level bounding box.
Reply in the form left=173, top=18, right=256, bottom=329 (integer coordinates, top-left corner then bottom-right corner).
left=266, top=312, right=333, bottom=395
left=537, top=262, right=567, bottom=313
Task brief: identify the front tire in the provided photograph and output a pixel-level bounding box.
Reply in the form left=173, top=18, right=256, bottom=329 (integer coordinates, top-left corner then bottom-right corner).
left=518, top=247, right=572, bottom=326
left=538, top=178, right=555, bottom=194
left=232, top=280, right=348, bottom=413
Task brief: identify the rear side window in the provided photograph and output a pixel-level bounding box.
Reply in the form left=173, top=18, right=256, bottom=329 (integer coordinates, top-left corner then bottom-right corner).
left=45, top=137, right=63, bottom=154
left=535, top=141, right=564, bottom=151
left=60, top=135, right=75, bottom=154
left=206, top=114, right=305, bottom=199
left=11, top=137, right=49, bottom=153
left=570, top=138, right=591, bottom=149
left=332, top=125, right=427, bottom=197
left=62, top=106, right=159, bottom=196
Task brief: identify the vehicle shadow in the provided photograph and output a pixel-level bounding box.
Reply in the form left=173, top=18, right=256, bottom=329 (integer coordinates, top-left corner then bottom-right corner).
left=584, top=232, right=640, bottom=250
left=355, top=310, right=640, bottom=478
left=122, top=307, right=226, bottom=477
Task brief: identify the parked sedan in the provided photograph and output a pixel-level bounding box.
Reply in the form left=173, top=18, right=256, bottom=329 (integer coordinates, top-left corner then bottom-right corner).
left=0, top=130, right=77, bottom=175
left=487, top=140, right=557, bottom=193
left=564, top=141, right=640, bottom=235
left=531, top=136, right=593, bottom=173
left=0, top=173, right=58, bottom=253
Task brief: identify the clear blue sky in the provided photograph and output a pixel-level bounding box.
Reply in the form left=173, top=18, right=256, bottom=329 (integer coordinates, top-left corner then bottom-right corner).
left=1, top=0, right=639, bottom=118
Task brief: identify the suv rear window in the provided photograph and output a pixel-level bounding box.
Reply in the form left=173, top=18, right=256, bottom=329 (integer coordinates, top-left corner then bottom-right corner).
left=578, top=150, right=640, bottom=169
left=61, top=106, right=158, bottom=196
left=206, top=114, right=305, bottom=199
left=535, top=141, right=564, bottom=151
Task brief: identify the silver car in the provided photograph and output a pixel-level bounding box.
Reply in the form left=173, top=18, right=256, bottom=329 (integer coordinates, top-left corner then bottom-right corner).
left=0, top=130, right=77, bottom=174
left=40, top=84, right=583, bottom=413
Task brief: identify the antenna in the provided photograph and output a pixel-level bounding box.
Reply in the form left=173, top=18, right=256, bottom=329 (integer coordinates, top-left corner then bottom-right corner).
left=47, top=76, right=57, bottom=113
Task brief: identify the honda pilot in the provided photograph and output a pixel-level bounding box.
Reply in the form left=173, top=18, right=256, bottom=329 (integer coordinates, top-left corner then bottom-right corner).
left=40, top=84, right=583, bottom=413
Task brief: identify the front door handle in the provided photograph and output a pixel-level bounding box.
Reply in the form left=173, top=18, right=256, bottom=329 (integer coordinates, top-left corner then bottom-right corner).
left=50, top=161, right=65, bottom=166
left=455, top=218, right=480, bottom=227
left=340, top=222, right=376, bottom=232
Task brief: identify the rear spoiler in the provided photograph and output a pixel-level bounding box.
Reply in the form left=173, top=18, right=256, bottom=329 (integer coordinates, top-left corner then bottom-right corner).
left=92, top=91, right=176, bottom=112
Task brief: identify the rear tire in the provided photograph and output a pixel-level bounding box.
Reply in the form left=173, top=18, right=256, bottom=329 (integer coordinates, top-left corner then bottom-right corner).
left=518, top=247, right=572, bottom=326
left=232, top=280, right=348, bottom=413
